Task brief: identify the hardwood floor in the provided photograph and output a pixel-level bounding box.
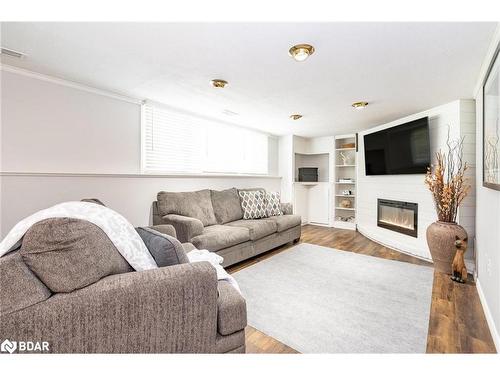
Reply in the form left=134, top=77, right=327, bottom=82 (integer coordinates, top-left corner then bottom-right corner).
left=227, top=224, right=496, bottom=354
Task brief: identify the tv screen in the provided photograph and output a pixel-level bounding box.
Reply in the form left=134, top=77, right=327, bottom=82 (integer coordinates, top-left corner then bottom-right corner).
left=364, top=117, right=430, bottom=175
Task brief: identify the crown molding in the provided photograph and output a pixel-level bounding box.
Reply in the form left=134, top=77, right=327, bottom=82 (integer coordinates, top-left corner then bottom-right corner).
left=0, top=64, right=144, bottom=105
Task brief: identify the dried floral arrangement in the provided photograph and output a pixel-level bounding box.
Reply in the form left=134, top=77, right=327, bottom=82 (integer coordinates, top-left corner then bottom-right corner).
left=425, top=131, right=471, bottom=223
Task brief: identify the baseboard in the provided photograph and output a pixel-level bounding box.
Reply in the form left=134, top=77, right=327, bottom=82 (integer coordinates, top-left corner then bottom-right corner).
left=476, top=279, right=500, bottom=352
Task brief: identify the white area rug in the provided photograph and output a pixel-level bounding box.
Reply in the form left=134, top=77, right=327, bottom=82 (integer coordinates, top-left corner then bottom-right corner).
left=233, top=243, right=434, bottom=353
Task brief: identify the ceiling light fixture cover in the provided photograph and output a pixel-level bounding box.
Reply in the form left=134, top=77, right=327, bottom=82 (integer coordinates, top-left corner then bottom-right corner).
left=211, top=79, right=228, bottom=88
left=289, top=44, right=315, bottom=62
left=290, top=114, right=303, bottom=120
left=352, top=101, right=369, bottom=110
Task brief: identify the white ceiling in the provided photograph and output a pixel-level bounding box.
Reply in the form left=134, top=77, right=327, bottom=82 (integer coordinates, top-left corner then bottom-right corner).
left=1, top=22, right=497, bottom=137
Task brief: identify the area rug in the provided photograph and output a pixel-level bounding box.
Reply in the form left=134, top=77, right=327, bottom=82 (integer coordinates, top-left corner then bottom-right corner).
left=232, top=243, right=434, bottom=353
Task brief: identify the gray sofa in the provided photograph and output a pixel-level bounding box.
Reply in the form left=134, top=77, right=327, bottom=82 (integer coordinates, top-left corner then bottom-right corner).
left=0, top=222, right=247, bottom=354
left=152, top=188, right=301, bottom=267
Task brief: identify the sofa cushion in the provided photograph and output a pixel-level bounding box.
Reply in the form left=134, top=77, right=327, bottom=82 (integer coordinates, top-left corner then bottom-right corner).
left=136, top=227, right=189, bottom=267
left=0, top=251, right=52, bottom=315
left=265, top=214, right=302, bottom=232
left=211, top=188, right=244, bottom=224
left=20, top=218, right=133, bottom=293
left=226, top=219, right=277, bottom=241
left=217, top=281, right=247, bottom=335
left=191, top=225, right=250, bottom=251
left=238, top=190, right=267, bottom=219
left=157, top=189, right=217, bottom=226
left=266, top=191, right=283, bottom=217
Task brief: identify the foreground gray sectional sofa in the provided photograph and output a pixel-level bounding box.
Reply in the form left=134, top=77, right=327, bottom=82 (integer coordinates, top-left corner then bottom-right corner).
left=0, top=220, right=247, bottom=353
left=152, top=188, right=302, bottom=267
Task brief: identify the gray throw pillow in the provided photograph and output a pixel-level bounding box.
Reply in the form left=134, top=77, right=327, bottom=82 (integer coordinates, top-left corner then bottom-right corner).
left=136, top=227, right=189, bottom=267
left=20, top=218, right=132, bottom=293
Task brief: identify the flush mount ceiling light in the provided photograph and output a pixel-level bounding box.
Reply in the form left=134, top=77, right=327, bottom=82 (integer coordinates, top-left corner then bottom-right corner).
left=290, top=114, right=303, bottom=120
left=211, top=79, right=228, bottom=88
left=352, top=101, right=369, bottom=110
left=288, top=44, right=315, bottom=62
left=1, top=47, right=26, bottom=59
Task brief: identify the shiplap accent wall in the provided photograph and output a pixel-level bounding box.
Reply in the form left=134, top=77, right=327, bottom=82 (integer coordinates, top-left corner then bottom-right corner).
left=356, top=100, right=476, bottom=260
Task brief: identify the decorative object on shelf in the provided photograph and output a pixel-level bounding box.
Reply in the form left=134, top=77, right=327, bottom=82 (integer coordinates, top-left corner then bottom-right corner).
left=339, top=142, right=356, bottom=149
left=336, top=216, right=355, bottom=222
left=340, top=152, right=349, bottom=166
left=451, top=235, right=468, bottom=283
left=340, top=199, right=352, bottom=208
left=342, top=190, right=352, bottom=196
left=482, top=42, right=500, bottom=191
left=290, top=114, right=303, bottom=120
left=425, top=131, right=471, bottom=274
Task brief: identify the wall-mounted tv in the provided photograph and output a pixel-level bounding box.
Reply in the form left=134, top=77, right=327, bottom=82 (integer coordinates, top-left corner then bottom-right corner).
left=364, top=117, right=430, bottom=175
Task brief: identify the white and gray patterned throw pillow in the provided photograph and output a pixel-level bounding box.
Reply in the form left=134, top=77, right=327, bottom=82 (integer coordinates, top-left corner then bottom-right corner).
left=239, top=190, right=268, bottom=219
left=266, top=191, right=283, bottom=217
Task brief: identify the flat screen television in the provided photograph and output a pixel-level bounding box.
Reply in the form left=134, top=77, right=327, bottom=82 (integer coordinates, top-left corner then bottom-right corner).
left=364, top=117, right=430, bottom=175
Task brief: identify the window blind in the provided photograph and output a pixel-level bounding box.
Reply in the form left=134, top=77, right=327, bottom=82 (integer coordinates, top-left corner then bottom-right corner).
left=141, top=103, right=269, bottom=175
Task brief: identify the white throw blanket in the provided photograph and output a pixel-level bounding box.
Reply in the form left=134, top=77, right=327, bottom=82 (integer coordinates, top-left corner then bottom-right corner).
left=0, top=201, right=158, bottom=271
left=187, top=249, right=241, bottom=294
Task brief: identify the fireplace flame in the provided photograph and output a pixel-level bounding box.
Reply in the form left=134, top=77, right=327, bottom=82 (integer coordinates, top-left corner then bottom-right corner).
left=379, top=207, right=415, bottom=230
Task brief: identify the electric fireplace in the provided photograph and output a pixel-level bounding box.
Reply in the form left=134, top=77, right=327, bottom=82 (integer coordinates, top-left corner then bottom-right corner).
left=377, top=199, right=418, bottom=237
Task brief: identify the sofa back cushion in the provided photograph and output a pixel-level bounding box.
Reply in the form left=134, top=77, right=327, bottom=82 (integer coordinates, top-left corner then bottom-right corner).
left=136, top=227, right=189, bottom=266
left=20, top=218, right=133, bottom=293
left=211, top=188, right=244, bottom=224
left=0, top=251, right=52, bottom=315
left=157, top=190, right=217, bottom=226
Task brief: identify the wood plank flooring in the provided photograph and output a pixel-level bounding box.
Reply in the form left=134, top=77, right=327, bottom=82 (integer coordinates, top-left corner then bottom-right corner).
left=227, top=224, right=496, bottom=354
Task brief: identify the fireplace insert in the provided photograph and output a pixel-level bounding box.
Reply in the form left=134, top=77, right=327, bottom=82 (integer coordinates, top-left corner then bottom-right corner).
left=377, top=199, right=418, bottom=237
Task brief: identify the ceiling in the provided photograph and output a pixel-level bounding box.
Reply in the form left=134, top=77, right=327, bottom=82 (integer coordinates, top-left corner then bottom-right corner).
left=1, top=22, right=497, bottom=137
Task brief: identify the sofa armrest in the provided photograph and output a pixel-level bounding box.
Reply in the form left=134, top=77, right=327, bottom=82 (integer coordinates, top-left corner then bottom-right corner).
left=148, top=224, right=177, bottom=238
left=217, top=281, right=247, bottom=336
left=0, top=262, right=218, bottom=353
left=161, top=214, right=204, bottom=243
left=280, top=202, right=293, bottom=215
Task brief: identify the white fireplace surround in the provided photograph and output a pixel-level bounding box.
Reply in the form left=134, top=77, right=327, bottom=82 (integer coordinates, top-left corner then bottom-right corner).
left=356, top=100, right=476, bottom=261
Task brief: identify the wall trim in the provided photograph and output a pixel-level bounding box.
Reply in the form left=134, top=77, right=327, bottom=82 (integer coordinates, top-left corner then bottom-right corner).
left=476, top=279, right=500, bottom=352
left=1, top=64, right=143, bottom=105
left=0, top=171, right=282, bottom=179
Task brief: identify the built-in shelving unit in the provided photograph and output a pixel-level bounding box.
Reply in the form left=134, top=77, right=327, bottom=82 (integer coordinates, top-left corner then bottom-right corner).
left=333, top=134, right=357, bottom=230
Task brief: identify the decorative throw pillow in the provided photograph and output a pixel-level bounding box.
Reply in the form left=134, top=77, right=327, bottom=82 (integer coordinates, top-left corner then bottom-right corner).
left=266, top=191, right=283, bottom=217
left=136, top=227, right=189, bottom=267
left=239, top=190, right=268, bottom=219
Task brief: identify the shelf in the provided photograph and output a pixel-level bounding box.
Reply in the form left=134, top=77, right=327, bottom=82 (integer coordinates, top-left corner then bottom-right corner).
left=335, top=165, right=356, bottom=167
left=335, top=195, right=355, bottom=197
left=335, top=207, right=356, bottom=211
left=335, top=148, right=356, bottom=151
left=335, top=181, right=355, bottom=184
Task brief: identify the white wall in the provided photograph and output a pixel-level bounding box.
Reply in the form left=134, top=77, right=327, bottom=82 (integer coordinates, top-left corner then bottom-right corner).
left=0, top=68, right=281, bottom=236
left=357, top=100, right=476, bottom=260
left=474, top=25, right=500, bottom=350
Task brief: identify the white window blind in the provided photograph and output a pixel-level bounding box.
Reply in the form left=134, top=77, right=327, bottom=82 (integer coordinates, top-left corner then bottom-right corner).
left=141, top=103, right=269, bottom=175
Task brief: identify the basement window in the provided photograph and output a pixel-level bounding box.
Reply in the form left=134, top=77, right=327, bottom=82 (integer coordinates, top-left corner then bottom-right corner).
left=141, top=102, right=269, bottom=175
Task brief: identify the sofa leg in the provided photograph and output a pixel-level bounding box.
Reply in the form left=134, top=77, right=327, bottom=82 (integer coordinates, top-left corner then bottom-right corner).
left=293, top=237, right=300, bottom=244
